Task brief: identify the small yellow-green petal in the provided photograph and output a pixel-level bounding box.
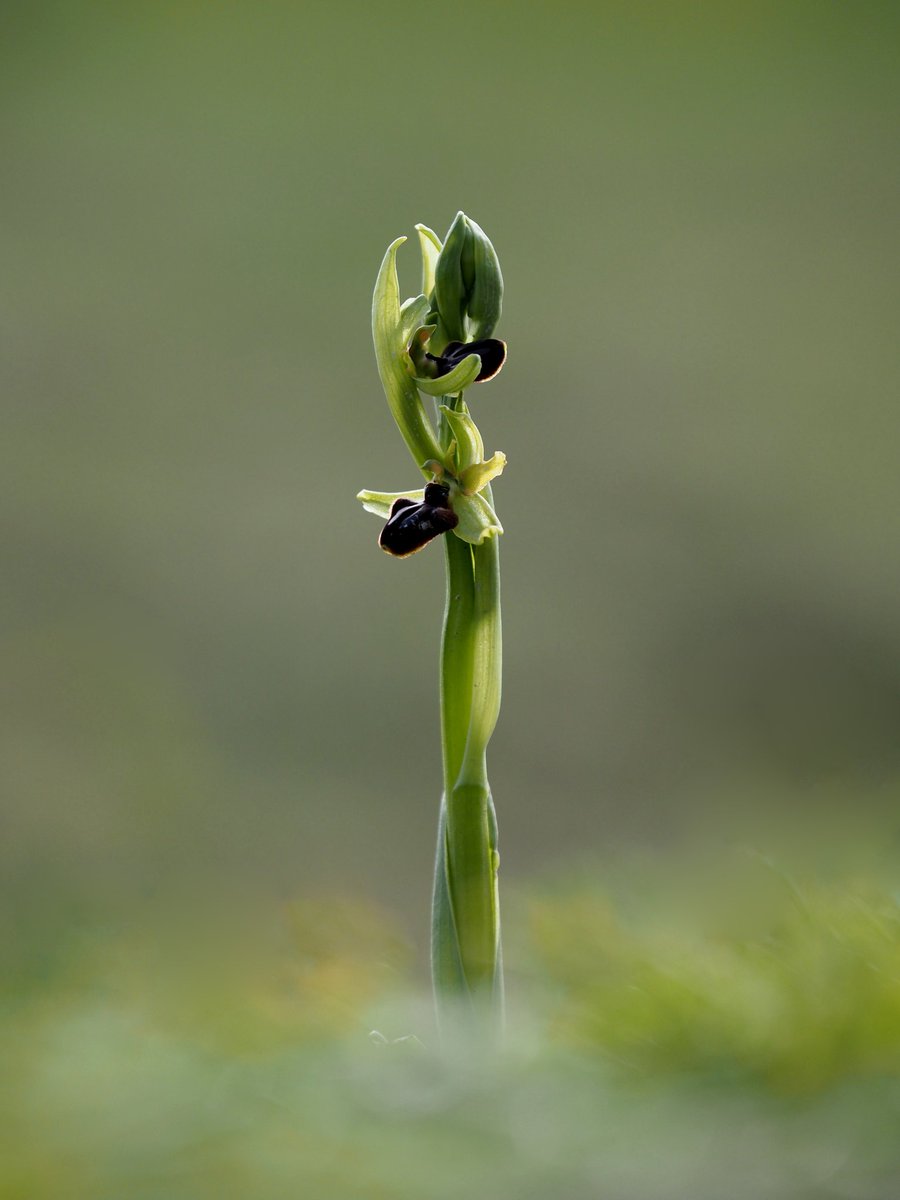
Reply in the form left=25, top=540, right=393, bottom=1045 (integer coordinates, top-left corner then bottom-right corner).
left=459, top=451, right=507, bottom=496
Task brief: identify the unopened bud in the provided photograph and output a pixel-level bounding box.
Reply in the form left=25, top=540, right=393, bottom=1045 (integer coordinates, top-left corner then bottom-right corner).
left=430, top=212, right=504, bottom=350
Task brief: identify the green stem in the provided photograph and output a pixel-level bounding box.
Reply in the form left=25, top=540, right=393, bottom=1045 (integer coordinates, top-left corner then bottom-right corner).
left=459, top=495, right=502, bottom=790
left=431, top=424, right=503, bottom=1027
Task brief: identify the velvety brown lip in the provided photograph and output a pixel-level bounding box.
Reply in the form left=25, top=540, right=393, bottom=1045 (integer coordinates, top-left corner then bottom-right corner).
left=378, top=482, right=459, bottom=557
left=428, top=338, right=507, bottom=383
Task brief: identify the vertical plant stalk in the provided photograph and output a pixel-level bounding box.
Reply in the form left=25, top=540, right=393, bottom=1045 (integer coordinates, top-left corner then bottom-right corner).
left=357, top=215, right=507, bottom=1031
left=432, top=459, right=504, bottom=1023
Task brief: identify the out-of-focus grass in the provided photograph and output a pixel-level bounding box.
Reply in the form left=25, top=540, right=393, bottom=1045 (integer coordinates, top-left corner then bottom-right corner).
left=3, top=850, right=900, bottom=1199
left=526, top=861, right=900, bottom=1094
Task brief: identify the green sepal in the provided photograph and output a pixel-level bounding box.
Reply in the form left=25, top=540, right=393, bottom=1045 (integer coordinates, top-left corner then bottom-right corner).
left=357, top=487, right=425, bottom=521
left=399, top=294, right=430, bottom=346
left=439, top=405, right=484, bottom=473
left=372, top=239, right=442, bottom=474
left=451, top=490, right=503, bottom=544
left=415, top=224, right=442, bottom=296
left=459, top=451, right=507, bottom=496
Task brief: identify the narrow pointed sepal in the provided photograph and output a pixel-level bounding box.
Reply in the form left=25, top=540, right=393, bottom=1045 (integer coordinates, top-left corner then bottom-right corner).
left=357, top=487, right=426, bottom=521
left=372, top=239, right=442, bottom=471
left=415, top=224, right=442, bottom=297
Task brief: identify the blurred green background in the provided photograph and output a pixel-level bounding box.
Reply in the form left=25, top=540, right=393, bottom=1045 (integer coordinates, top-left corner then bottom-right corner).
left=3, top=2, right=900, bottom=1195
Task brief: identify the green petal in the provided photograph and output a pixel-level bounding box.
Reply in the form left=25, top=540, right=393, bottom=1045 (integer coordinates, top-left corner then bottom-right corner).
left=372, top=238, right=442, bottom=472
left=451, top=491, right=503, bottom=544
left=412, top=352, right=481, bottom=397
left=459, top=451, right=507, bottom=496
left=415, top=223, right=442, bottom=296
left=399, top=294, right=430, bottom=345
left=356, top=487, right=425, bottom=521
left=439, top=405, right=485, bottom=473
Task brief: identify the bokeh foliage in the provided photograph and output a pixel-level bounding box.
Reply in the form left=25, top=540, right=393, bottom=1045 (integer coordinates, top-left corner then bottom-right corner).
left=4, top=853, right=900, bottom=1197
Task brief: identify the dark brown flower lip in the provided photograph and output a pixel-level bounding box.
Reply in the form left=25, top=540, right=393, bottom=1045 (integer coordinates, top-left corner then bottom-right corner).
left=378, top=482, right=459, bottom=557
left=428, top=338, right=507, bottom=383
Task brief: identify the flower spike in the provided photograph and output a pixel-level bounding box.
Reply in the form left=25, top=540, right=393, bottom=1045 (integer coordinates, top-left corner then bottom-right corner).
left=356, top=215, right=508, bottom=1032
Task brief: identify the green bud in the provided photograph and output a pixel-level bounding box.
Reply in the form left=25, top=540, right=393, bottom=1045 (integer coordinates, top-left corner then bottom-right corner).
left=432, top=212, right=468, bottom=347
left=467, top=216, right=503, bottom=340
left=430, top=212, right=504, bottom=350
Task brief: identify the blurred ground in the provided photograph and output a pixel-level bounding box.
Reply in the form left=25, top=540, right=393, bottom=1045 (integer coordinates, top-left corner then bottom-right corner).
left=3, top=851, right=900, bottom=1198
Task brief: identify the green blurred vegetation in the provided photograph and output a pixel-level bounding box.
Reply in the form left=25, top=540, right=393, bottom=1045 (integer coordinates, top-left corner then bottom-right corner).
left=3, top=852, right=900, bottom=1197
left=3, top=1, right=900, bottom=1194
left=527, top=859, right=900, bottom=1094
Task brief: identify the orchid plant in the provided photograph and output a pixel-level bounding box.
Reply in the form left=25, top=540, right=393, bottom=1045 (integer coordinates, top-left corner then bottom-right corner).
left=357, top=213, right=507, bottom=1029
